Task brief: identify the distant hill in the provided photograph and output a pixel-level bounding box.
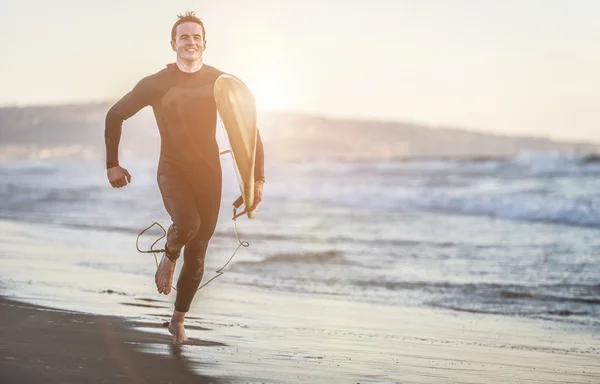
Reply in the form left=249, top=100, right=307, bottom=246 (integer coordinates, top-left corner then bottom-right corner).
left=0, top=102, right=598, bottom=162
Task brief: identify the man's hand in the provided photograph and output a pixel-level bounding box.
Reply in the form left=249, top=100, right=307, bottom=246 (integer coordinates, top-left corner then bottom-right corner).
left=107, top=165, right=132, bottom=188
left=247, top=180, right=264, bottom=212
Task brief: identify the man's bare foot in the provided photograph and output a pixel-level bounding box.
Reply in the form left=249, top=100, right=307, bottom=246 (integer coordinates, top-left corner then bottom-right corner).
left=155, top=254, right=175, bottom=295
left=168, top=310, right=189, bottom=343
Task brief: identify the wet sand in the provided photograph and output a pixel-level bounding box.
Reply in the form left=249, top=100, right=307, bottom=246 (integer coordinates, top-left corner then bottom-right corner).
left=0, top=297, right=219, bottom=384
left=1, top=219, right=599, bottom=383
left=1, top=290, right=599, bottom=384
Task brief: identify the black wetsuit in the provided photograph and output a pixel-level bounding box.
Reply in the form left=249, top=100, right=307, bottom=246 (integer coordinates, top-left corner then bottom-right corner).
left=105, top=63, right=265, bottom=312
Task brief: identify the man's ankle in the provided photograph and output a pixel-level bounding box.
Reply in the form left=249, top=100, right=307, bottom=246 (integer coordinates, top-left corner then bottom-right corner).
left=164, top=244, right=180, bottom=263
left=163, top=253, right=176, bottom=264
left=172, top=310, right=186, bottom=323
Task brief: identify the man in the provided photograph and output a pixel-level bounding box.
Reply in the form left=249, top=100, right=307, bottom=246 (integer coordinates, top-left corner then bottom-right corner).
left=104, top=11, right=265, bottom=343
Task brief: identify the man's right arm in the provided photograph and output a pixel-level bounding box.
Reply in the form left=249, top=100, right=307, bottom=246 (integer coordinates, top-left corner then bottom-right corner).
left=105, top=78, right=152, bottom=169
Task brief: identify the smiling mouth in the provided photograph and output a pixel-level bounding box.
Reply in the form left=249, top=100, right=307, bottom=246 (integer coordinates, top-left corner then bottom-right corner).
left=185, top=48, right=197, bottom=52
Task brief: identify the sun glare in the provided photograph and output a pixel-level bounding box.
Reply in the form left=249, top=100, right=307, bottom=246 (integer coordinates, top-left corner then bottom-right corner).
left=251, top=78, right=286, bottom=111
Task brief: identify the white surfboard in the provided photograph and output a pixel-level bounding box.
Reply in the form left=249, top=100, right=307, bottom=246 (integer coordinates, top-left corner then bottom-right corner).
left=214, top=74, right=258, bottom=219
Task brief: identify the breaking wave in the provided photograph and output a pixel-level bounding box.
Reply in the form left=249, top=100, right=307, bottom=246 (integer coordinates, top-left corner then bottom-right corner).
left=234, top=250, right=350, bottom=266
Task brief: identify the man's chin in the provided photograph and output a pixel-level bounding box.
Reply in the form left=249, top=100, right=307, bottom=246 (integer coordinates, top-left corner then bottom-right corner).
left=179, top=53, right=201, bottom=62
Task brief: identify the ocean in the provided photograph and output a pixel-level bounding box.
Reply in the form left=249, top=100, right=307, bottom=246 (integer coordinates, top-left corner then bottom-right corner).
left=1, top=152, right=599, bottom=327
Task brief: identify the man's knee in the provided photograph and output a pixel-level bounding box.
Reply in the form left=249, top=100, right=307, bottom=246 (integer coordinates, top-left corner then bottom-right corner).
left=184, top=242, right=208, bottom=276
left=189, top=256, right=206, bottom=280
left=175, top=216, right=201, bottom=243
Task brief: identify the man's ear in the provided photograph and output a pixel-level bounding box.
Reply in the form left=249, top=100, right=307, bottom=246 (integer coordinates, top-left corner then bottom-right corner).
left=170, top=40, right=177, bottom=52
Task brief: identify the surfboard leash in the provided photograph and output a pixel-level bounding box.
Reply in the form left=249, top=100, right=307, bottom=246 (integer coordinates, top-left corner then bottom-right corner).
left=135, top=207, right=249, bottom=292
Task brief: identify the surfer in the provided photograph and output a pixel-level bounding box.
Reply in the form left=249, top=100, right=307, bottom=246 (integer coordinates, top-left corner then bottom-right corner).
left=104, top=11, right=265, bottom=342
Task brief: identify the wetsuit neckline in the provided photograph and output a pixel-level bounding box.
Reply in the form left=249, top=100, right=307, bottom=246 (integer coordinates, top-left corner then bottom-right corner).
left=169, top=62, right=205, bottom=75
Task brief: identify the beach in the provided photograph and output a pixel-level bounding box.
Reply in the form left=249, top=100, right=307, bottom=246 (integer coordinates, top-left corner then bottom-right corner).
left=3, top=1, right=600, bottom=381
left=1, top=216, right=599, bottom=383
left=1, top=156, right=600, bottom=383
left=2, top=1, right=600, bottom=381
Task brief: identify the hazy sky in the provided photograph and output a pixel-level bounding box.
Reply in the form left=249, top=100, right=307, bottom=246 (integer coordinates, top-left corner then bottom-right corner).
left=1, top=0, right=598, bottom=141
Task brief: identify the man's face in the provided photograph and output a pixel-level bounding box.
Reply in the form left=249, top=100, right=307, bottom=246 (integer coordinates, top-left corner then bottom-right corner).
left=171, top=22, right=205, bottom=62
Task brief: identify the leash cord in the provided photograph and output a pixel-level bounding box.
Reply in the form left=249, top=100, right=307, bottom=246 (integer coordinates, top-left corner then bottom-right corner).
left=136, top=214, right=249, bottom=292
